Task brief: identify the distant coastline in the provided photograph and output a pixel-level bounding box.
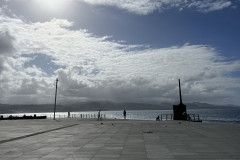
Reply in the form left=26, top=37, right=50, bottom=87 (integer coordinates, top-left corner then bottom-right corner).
left=0, top=101, right=239, bottom=114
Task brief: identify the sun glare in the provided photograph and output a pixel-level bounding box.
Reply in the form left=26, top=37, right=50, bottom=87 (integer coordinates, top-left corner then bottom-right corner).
left=34, top=0, right=67, bottom=12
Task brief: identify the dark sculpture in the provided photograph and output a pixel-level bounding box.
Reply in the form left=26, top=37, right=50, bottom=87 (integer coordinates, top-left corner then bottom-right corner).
left=173, top=79, right=187, bottom=120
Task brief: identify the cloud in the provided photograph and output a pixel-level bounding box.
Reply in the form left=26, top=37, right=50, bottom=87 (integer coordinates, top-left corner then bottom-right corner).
left=45, top=18, right=74, bottom=28
left=189, top=0, right=232, bottom=13
left=0, top=14, right=240, bottom=104
left=82, top=0, right=234, bottom=15
left=0, top=30, right=16, bottom=74
left=0, top=30, right=15, bottom=56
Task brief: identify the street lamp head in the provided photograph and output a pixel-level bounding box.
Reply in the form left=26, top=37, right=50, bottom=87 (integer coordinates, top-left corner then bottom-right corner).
left=56, top=78, right=58, bottom=82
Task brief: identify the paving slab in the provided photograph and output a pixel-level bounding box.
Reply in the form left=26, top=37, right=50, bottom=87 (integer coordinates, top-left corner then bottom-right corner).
left=0, top=119, right=240, bottom=160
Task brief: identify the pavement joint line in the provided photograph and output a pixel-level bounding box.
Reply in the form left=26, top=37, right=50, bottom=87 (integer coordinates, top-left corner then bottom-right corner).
left=0, top=123, right=79, bottom=144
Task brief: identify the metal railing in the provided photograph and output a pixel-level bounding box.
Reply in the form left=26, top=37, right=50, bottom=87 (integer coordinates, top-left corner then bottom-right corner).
left=160, top=113, right=201, bottom=122
left=49, top=114, right=106, bottom=119
left=188, top=114, right=201, bottom=122
left=160, top=114, right=173, bottom=121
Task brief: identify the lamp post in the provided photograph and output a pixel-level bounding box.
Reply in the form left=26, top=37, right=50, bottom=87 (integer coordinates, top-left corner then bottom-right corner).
left=178, top=79, right=182, bottom=104
left=53, top=78, right=58, bottom=120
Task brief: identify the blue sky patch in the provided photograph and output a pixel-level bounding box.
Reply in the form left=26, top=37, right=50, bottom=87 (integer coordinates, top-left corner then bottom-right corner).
left=23, top=53, right=65, bottom=76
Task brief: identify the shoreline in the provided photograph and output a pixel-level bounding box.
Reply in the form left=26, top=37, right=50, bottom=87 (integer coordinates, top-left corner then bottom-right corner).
left=1, top=109, right=240, bottom=124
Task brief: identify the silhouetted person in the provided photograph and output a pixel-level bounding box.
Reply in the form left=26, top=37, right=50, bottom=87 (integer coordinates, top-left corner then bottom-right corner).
left=156, top=115, right=160, bottom=121
left=182, top=112, right=192, bottom=121
left=68, top=111, right=70, bottom=118
left=98, top=110, right=101, bottom=121
left=123, top=110, right=126, bottom=119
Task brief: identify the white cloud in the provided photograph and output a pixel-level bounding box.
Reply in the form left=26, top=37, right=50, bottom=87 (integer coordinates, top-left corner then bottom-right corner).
left=42, top=18, right=74, bottom=28
left=189, top=0, right=232, bottom=13
left=24, top=65, right=47, bottom=77
left=82, top=0, right=234, bottom=15
left=0, top=14, right=240, bottom=104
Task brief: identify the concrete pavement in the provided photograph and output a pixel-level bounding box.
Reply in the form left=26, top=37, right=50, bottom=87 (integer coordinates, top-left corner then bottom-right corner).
left=0, top=119, right=240, bottom=160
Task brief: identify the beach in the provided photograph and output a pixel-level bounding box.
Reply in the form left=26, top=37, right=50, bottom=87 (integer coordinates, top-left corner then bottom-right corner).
left=0, top=119, right=240, bottom=160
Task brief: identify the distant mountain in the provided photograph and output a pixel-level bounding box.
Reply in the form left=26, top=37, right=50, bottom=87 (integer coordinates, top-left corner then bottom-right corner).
left=0, top=101, right=239, bottom=114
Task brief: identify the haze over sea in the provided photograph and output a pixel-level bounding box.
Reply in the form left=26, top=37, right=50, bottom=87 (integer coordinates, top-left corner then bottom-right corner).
left=2, top=109, right=240, bottom=124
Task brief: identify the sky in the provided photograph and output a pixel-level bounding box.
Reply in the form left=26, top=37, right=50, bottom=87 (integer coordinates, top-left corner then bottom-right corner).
left=0, top=0, right=240, bottom=105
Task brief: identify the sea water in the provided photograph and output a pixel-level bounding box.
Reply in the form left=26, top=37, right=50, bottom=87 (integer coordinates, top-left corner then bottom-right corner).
left=1, top=109, right=240, bottom=124
left=102, top=109, right=240, bottom=123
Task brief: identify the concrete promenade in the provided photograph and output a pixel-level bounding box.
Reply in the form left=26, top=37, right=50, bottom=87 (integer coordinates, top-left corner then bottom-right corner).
left=0, top=119, right=240, bottom=160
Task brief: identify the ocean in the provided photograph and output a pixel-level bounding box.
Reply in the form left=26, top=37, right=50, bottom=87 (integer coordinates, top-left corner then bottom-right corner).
left=1, top=109, right=240, bottom=124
